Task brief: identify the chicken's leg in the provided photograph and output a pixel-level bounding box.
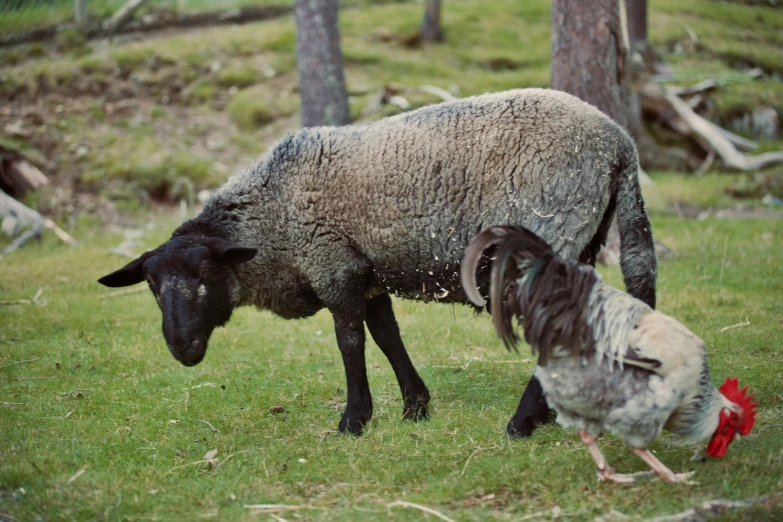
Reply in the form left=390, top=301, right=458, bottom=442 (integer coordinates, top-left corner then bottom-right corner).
left=631, top=448, right=695, bottom=483
left=579, top=431, right=639, bottom=483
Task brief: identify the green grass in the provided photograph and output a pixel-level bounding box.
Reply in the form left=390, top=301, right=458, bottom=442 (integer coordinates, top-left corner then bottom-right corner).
left=1, top=177, right=782, bottom=521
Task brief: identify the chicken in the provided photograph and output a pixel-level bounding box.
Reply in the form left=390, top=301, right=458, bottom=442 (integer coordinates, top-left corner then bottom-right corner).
left=460, top=225, right=757, bottom=483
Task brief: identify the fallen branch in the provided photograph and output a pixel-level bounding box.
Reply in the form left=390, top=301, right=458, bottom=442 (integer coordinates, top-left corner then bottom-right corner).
left=386, top=501, right=456, bottom=522
left=644, top=492, right=782, bottom=522
left=664, top=92, right=783, bottom=171
left=1, top=189, right=77, bottom=255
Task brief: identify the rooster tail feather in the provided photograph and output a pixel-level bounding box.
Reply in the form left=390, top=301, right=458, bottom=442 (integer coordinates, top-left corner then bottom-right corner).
left=460, top=225, right=525, bottom=307
left=462, top=226, right=598, bottom=364
left=489, top=233, right=553, bottom=353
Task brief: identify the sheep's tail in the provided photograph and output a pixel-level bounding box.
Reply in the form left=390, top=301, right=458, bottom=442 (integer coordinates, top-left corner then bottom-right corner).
left=461, top=226, right=596, bottom=363
left=615, top=148, right=657, bottom=309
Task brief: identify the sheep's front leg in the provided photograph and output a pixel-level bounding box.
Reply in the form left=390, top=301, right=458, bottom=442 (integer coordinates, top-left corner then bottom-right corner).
left=365, top=293, right=430, bottom=422
left=333, top=312, right=373, bottom=435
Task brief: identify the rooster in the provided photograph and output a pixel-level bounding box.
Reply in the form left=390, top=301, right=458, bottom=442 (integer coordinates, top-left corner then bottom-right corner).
left=460, top=225, right=757, bottom=483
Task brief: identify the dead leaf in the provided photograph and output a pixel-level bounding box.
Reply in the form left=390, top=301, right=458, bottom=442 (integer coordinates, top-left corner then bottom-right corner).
left=203, top=449, right=218, bottom=461
left=204, top=449, right=218, bottom=469
left=269, top=406, right=285, bottom=414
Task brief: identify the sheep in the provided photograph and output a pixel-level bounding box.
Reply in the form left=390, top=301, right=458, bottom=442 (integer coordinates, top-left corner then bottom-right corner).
left=98, top=88, right=657, bottom=436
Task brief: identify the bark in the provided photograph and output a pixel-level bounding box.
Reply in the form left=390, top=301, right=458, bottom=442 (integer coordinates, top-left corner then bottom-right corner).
left=294, top=0, right=350, bottom=127
left=626, top=0, right=647, bottom=52
left=551, top=0, right=630, bottom=128
left=420, top=0, right=444, bottom=42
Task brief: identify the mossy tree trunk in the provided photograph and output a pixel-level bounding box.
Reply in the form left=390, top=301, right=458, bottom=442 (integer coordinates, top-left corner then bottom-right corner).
left=294, top=0, right=350, bottom=127
left=551, top=0, right=630, bottom=128
left=420, top=0, right=444, bottom=42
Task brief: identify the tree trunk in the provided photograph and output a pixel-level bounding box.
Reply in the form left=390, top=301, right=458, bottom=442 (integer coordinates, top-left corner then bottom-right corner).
left=626, top=0, right=646, bottom=52
left=294, top=0, right=350, bottom=127
left=551, top=0, right=630, bottom=128
left=420, top=0, right=444, bottom=42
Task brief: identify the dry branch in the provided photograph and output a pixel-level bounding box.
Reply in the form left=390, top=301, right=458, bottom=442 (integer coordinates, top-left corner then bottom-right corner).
left=664, top=92, right=783, bottom=171
left=1, top=189, right=77, bottom=255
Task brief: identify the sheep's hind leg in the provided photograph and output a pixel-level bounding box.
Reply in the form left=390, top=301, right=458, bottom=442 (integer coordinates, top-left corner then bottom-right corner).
left=631, top=448, right=696, bottom=484
left=365, top=293, right=430, bottom=421
left=506, top=375, right=555, bottom=438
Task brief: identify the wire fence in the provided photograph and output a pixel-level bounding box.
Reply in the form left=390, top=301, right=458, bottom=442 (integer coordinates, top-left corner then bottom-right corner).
left=0, top=0, right=292, bottom=42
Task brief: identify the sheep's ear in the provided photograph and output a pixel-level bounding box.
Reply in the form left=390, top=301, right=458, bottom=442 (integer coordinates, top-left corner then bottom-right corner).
left=205, top=238, right=257, bottom=265
left=98, top=251, right=153, bottom=287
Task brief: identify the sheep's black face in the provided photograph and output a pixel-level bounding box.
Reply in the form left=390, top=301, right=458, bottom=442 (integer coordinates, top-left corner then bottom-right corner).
left=98, top=236, right=257, bottom=367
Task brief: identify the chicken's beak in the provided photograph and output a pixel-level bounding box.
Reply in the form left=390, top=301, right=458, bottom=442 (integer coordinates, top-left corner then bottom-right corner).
left=734, top=432, right=742, bottom=443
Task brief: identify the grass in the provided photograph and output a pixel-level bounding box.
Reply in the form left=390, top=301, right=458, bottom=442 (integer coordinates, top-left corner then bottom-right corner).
left=1, top=178, right=782, bottom=521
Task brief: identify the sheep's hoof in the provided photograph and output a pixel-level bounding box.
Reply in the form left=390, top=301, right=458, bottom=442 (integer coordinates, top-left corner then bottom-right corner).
left=338, top=411, right=370, bottom=435
left=402, top=400, right=429, bottom=422
left=506, top=409, right=557, bottom=439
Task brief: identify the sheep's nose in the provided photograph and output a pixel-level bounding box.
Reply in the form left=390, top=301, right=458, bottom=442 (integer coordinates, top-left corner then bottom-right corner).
left=168, top=338, right=205, bottom=367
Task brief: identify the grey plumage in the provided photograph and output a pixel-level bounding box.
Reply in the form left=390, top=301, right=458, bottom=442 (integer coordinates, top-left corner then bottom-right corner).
left=99, top=88, right=658, bottom=435
left=461, top=225, right=755, bottom=482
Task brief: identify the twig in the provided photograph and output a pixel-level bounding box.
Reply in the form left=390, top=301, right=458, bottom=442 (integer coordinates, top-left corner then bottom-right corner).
left=269, top=515, right=290, bottom=522
left=104, top=494, right=122, bottom=518
left=680, top=22, right=698, bottom=44
left=242, top=504, right=307, bottom=512
left=644, top=492, right=782, bottom=522
left=432, top=357, right=532, bottom=370
left=215, top=450, right=250, bottom=469
left=461, top=447, right=479, bottom=477
left=387, top=501, right=456, bottom=522
left=0, top=357, right=39, bottom=370
left=67, top=465, right=87, bottom=484
left=60, top=388, right=92, bottom=397
left=694, top=149, right=715, bottom=177
left=0, top=298, right=39, bottom=306
left=719, top=318, right=750, bottom=333
left=99, top=287, right=147, bottom=299
left=198, top=419, right=219, bottom=432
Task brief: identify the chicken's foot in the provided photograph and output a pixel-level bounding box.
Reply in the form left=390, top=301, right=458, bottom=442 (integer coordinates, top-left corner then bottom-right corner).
left=579, top=431, right=636, bottom=483
left=631, top=448, right=696, bottom=484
